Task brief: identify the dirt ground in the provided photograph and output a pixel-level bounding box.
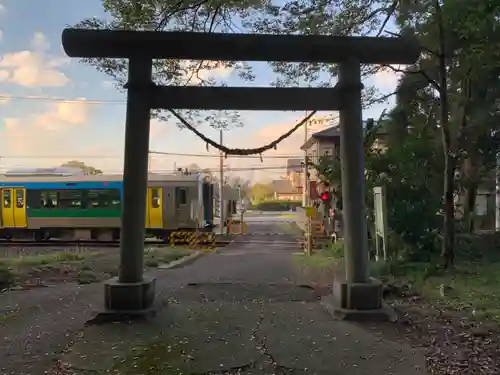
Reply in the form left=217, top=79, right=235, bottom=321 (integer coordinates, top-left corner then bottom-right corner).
left=295, top=260, right=500, bottom=375
left=0, top=246, right=191, bottom=292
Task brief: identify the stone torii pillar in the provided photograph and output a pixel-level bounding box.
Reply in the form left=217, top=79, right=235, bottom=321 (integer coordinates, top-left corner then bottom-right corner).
left=61, top=29, right=420, bottom=318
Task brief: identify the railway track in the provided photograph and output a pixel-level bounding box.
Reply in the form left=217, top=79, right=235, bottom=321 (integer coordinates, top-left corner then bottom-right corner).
left=0, top=239, right=232, bottom=248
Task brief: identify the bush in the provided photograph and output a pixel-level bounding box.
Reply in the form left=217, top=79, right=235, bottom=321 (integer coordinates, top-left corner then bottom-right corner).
left=0, top=264, right=16, bottom=288
left=255, top=200, right=302, bottom=211
left=323, top=240, right=345, bottom=259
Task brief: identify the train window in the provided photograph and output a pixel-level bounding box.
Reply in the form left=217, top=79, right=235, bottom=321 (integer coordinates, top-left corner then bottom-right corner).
left=15, top=189, right=24, bottom=208
left=26, top=190, right=41, bottom=209
left=85, top=189, right=121, bottom=209
left=41, top=191, right=58, bottom=208
left=152, top=188, right=160, bottom=208
left=3, top=190, right=11, bottom=208
left=109, top=190, right=121, bottom=208
left=175, top=187, right=187, bottom=208
left=58, top=190, right=82, bottom=208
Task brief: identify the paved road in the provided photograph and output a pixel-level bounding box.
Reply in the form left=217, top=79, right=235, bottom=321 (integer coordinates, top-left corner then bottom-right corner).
left=243, top=210, right=298, bottom=223
left=0, top=218, right=427, bottom=374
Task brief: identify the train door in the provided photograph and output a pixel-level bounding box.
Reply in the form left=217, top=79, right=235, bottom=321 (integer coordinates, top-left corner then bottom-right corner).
left=145, top=189, right=151, bottom=228
left=1, top=188, right=27, bottom=228
left=148, top=187, right=163, bottom=228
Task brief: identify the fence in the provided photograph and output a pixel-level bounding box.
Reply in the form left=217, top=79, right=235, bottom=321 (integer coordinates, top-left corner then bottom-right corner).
left=169, top=231, right=216, bottom=250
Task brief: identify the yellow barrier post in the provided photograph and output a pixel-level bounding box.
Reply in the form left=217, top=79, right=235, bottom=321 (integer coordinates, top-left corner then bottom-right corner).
left=304, top=206, right=316, bottom=256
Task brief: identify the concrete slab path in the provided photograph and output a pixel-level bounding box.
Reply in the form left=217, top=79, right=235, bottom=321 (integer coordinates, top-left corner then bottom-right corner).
left=0, top=218, right=428, bottom=374
left=61, top=220, right=427, bottom=374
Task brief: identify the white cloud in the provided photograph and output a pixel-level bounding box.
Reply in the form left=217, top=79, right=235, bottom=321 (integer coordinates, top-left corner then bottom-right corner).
left=1, top=99, right=91, bottom=154
left=31, top=32, right=50, bottom=51
left=0, top=30, right=3, bottom=41
left=0, top=32, right=70, bottom=87
left=0, top=102, right=172, bottom=172
left=0, top=4, right=6, bottom=15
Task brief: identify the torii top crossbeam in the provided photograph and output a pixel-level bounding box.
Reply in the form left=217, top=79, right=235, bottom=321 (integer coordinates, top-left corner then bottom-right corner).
left=62, top=29, right=420, bottom=65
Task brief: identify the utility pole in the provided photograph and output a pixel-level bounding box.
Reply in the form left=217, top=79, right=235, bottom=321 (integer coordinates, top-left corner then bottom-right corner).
left=219, top=129, right=224, bottom=235
left=302, top=112, right=309, bottom=207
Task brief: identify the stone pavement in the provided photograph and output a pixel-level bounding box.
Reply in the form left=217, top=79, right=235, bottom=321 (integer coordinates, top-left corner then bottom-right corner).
left=59, top=220, right=427, bottom=375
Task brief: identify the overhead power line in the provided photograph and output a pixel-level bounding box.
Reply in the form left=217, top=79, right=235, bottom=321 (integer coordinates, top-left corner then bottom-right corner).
left=0, top=95, right=124, bottom=105
left=0, top=151, right=305, bottom=159
left=149, top=151, right=303, bottom=159
left=0, top=165, right=292, bottom=173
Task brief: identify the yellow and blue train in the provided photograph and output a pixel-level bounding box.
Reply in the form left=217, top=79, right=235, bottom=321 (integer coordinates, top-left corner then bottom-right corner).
left=0, top=170, right=237, bottom=241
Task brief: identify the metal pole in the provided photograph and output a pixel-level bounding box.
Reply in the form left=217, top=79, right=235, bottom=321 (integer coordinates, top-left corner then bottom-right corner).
left=338, top=61, right=369, bottom=283
left=219, top=130, right=224, bottom=235
left=118, top=58, right=152, bottom=283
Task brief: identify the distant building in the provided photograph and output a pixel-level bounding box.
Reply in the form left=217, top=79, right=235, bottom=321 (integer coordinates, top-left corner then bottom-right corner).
left=271, top=179, right=302, bottom=201
left=300, top=120, right=388, bottom=192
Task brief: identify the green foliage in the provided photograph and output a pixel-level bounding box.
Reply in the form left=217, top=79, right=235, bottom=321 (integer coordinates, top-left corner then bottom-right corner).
left=323, top=240, right=345, bottom=259
left=248, top=182, right=274, bottom=203
left=255, top=200, right=301, bottom=211
left=75, top=0, right=271, bottom=129
left=311, top=154, right=341, bottom=189
left=367, top=124, right=443, bottom=258
left=0, top=263, right=15, bottom=288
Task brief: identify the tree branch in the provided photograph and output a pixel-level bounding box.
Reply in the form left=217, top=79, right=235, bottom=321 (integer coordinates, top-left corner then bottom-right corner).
left=376, top=0, right=398, bottom=37
left=381, top=64, right=441, bottom=92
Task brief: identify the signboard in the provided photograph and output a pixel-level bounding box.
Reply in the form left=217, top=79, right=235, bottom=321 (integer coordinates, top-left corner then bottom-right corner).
left=373, top=186, right=388, bottom=262
left=304, top=206, right=317, bottom=217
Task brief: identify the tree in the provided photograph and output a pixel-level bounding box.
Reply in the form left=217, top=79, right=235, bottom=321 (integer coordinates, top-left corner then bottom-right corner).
left=74, top=0, right=269, bottom=129
left=81, top=0, right=500, bottom=266
left=227, top=176, right=251, bottom=197
left=61, top=160, right=103, bottom=175
left=248, top=182, right=274, bottom=203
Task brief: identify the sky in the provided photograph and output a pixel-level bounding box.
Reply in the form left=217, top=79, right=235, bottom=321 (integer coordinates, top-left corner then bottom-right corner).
left=0, top=0, right=402, bottom=183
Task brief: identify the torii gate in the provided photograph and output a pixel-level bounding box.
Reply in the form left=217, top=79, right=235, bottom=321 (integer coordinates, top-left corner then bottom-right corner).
left=61, top=29, right=420, bottom=319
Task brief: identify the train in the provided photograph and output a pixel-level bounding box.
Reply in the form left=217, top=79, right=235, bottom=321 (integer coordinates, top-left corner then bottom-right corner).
left=0, top=168, right=238, bottom=241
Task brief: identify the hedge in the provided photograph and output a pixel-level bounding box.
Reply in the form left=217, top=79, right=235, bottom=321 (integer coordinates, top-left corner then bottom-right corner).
left=255, top=200, right=302, bottom=211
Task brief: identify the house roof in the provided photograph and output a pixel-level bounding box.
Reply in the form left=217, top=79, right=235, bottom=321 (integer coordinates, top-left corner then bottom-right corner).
left=301, top=126, right=341, bottom=150
left=272, top=179, right=300, bottom=195
left=300, top=120, right=386, bottom=150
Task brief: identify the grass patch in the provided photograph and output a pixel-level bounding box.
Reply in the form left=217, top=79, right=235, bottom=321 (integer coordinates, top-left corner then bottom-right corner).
left=0, top=263, right=16, bottom=288
left=379, top=261, right=500, bottom=321
left=1, top=251, right=90, bottom=267
left=144, top=247, right=191, bottom=267
left=294, top=239, right=500, bottom=321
